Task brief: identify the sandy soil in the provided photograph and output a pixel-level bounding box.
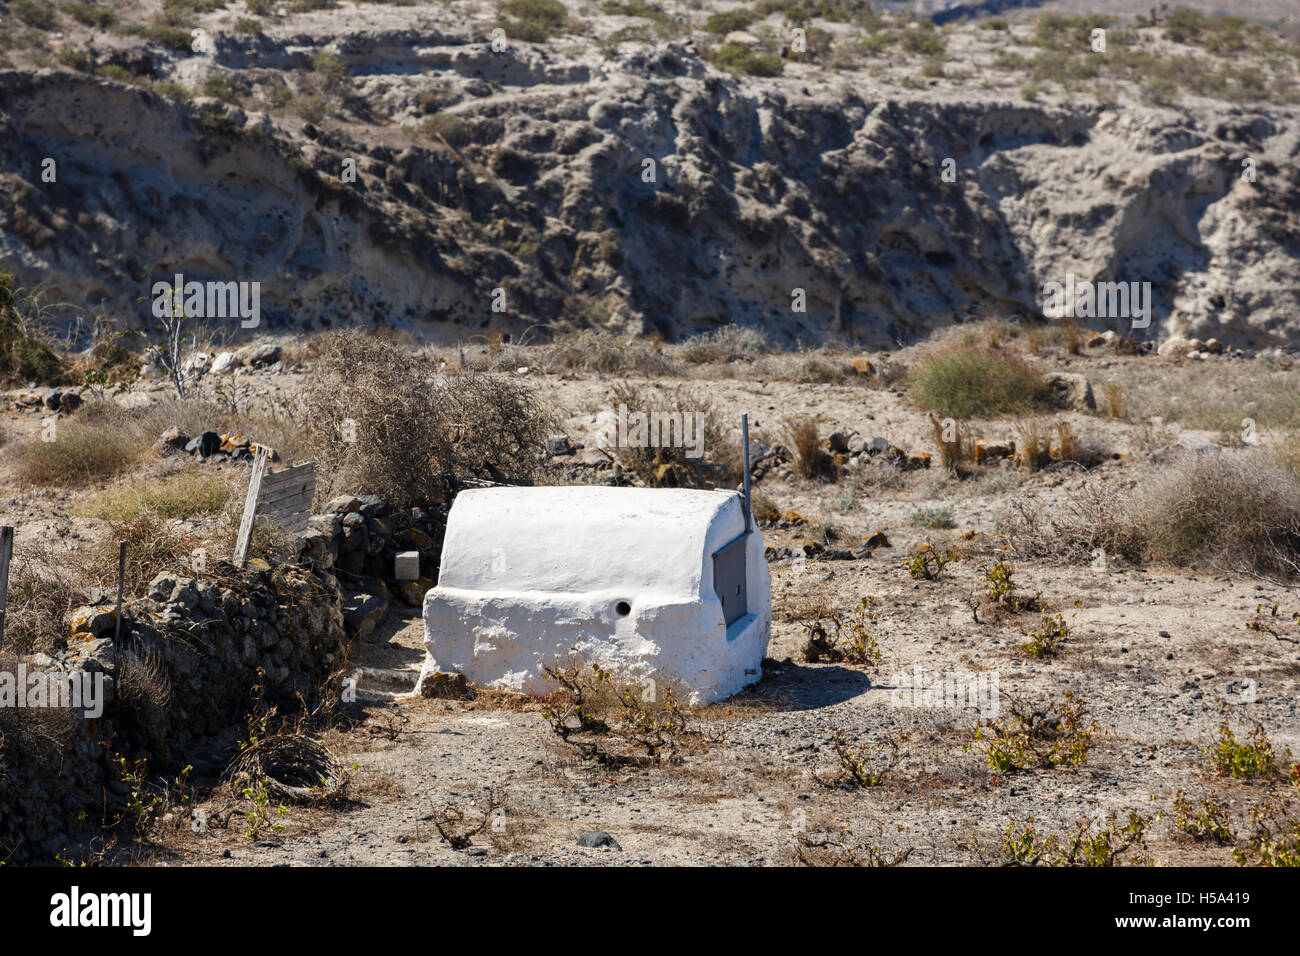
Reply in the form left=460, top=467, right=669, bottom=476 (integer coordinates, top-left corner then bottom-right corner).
left=7, top=335, right=1292, bottom=866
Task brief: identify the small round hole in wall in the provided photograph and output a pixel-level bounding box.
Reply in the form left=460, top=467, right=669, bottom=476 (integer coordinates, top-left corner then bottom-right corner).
left=615, top=600, right=632, bottom=616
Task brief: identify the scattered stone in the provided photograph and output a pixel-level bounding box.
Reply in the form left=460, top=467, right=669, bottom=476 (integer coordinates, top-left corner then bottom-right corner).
left=576, top=830, right=621, bottom=850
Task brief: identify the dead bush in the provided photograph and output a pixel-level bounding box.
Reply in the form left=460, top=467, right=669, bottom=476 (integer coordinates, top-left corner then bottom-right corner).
left=0, top=655, right=76, bottom=769
left=543, top=329, right=679, bottom=376
left=0, top=542, right=81, bottom=654
left=785, top=417, right=836, bottom=481
left=83, top=514, right=197, bottom=597
left=929, top=412, right=973, bottom=469
left=16, top=421, right=144, bottom=486
left=1134, top=452, right=1300, bottom=576
left=609, top=381, right=737, bottom=488
left=1015, top=417, right=1053, bottom=471
left=541, top=662, right=698, bottom=767
left=1002, top=451, right=1300, bottom=577
left=300, top=330, right=554, bottom=508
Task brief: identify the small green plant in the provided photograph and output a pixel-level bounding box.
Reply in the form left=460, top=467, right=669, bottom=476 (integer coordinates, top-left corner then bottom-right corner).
left=541, top=662, right=691, bottom=766
left=983, top=561, right=1015, bottom=604
left=241, top=781, right=288, bottom=840
left=816, top=729, right=905, bottom=789
left=985, top=809, right=1159, bottom=866
left=798, top=597, right=882, bottom=667
left=903, top=543, right=954, bottom=582
left=1022, top=613, right=1068, bottom=659
left=969, top=691, right=1099, bottom=773
left=1172, top=790, right=1233, bottom=844
left=1234, top=795, right=1300, bottom=867
left=1205, top=714, right=1276, bottom=780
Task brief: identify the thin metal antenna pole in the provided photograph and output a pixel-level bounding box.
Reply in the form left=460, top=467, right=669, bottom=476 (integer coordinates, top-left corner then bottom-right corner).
left=741, top=414, right=752, bottom=534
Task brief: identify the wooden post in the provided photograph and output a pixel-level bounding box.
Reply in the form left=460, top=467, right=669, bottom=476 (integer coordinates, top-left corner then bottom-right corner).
left=233, top=447, right=270, bottom=568
left=115, top=541, right=127, bottom=646
left=0, top=526, right=13, bottom=651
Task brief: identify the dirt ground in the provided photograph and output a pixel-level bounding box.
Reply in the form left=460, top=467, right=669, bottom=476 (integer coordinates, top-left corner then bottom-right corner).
left=3, top=334, right=1300, bottom=866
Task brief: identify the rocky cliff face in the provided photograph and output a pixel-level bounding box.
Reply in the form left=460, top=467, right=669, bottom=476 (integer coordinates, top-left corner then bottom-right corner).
left=1, top=25, right=1297, bottom=348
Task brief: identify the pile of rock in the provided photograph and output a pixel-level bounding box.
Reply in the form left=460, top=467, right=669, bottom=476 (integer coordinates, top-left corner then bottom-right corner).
left=4, top=388, right=83, bottom=415
left=0, top=559, right=347, bottom=863
left=155, top=426, right=277, bottom=464
left=144, top=342, right=285, bottom=380
left=296, top=494, right=444, bottom=642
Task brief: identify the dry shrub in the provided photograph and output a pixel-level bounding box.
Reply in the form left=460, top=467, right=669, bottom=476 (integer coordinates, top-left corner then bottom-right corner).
left=1015, top=417, right=1053, bottom=471
left=83, top=514, right=197, bottom=596
left=543, top=329, right=679, bottom=376
left=609, top=381, right=737, bottom=487
left=1100, top=382, right=1125, bottom=420
left=1003, top=452, right=1300, bottom=577
left=0, top=654, right=76, bottom=770
left=301, top=330, right=553, bottom=508
left=0, top=542, right=81, bottom=654
left=929, top=412, right=973, bottom=469
left=1272, top=431, right=1300, bottom=479
left=115, top=641, right=173, bottom=730
left=679, top=325, right=767, bottom=364
left=786, top=417, right=834, bottom=481
left=1133, top=453, right=1300, bottom=575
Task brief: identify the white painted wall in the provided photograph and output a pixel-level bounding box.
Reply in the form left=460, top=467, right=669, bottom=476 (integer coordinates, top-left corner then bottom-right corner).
left=420, top=486, right=771, bottom=704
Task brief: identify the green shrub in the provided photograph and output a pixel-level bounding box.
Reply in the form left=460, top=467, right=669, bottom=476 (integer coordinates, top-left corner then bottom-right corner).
left=907, top=506, right=955, bottom=530
left=501, top=0, right=567, bottom=41
left=704, top=10, right=757, bottom=34
left=234, top=17, right=264, bottom=34
left=899, top=20, right=945, bottom=56
left=202, top=74, right=241, bottom=103
left=420, top=112, right=471, bottom=147
left=12, top=0, right=58, bottom=29
left=708, top=43, right=783, bottom=77
left=908, top=347, right=1052, bottom=419
left=65, top=2, right=117, bottom=28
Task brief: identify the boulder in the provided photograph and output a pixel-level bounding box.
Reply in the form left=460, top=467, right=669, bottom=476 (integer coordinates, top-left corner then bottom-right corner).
left=1046, top=372, right=1095, bottom=411
left=342, top=591, right=388, bottom=641
left=1158, top=336, right=1195, bottom=359
left=185, top=431, right=222, bottom=457
left=157, top=426, right=190, bottom=453
left=211, top=351, right=239, bottom=374
left=247, top=344, right=282, bottom=367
